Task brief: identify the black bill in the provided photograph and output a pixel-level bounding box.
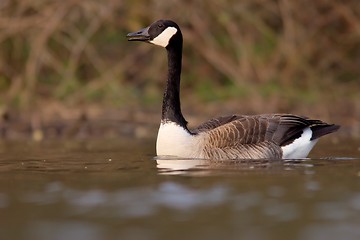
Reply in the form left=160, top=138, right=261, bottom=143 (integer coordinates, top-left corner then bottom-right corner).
left=126, top=27, right=150, bottom=41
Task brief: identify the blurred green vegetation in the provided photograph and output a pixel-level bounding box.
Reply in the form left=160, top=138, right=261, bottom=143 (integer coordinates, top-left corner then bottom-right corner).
left=0, top=0, right=359, bottom=128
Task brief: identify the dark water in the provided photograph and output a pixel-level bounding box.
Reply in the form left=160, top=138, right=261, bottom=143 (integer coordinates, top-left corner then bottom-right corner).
left=0, top=138, right=360, bottom=240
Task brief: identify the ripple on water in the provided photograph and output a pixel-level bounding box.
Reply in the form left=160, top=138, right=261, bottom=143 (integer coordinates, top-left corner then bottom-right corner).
left=0, top=192, right=9, bottom=208
left=27, top=221, right=105, bottom=240
left=19, top=181, right=230, bottom=218
left=300, top=223, right=360, bottom=240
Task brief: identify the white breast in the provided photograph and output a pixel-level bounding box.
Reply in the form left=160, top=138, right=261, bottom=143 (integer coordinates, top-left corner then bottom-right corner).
left=156, top=122, right=200, bottom=157
left=281, top=127, right=318, bottom=159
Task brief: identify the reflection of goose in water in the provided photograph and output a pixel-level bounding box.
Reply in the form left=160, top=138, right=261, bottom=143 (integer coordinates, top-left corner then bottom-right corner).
left=155, top=157, right=316, bottom=176
left=156, top=157, right=208, bottom=174
left=127, top=20, right=339, bottom=160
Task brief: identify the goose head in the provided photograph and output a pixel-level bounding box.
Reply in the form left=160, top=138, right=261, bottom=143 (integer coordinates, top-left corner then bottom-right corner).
left=127, top=20, right=182, bottom=48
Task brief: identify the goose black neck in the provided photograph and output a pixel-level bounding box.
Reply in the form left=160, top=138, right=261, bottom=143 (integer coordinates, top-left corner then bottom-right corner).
left=162, top=35, right=188, bottom=128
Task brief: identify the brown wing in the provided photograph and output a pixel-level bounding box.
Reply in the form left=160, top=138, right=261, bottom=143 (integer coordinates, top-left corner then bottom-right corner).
left=192, top=114, right=245, bottom=133
left=192, top=114, right=281, bottom=158
left=193, top=114, right=339, bottom=151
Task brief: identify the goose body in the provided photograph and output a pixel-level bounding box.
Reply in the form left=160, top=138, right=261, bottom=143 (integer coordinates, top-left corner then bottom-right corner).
left=127, top=20, right=340, bottom=159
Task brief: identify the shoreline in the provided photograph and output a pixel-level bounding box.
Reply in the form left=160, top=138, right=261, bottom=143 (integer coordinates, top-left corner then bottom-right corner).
left=0, top=104, right=357, bottom=141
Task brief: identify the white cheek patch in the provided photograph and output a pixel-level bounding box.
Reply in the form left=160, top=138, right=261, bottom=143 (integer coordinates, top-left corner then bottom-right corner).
left=150, top=27, right=178, bottom=47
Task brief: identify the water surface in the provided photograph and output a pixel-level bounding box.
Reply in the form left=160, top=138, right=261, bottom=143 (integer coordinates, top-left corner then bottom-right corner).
left=0, top=138, right=360, bottom=240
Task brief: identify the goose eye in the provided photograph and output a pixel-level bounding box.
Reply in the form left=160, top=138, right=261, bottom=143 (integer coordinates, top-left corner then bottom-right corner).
left=158, top=24, right=164, bottom=28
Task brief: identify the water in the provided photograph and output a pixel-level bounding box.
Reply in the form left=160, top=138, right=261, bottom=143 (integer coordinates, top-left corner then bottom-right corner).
left=0, top=138, right=360, bottom=240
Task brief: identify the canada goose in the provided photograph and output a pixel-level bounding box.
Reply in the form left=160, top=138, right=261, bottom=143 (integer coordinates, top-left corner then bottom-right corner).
left=127, top=19, right=340, bottom=159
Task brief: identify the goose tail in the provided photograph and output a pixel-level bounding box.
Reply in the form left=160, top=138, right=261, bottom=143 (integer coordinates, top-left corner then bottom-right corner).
left=310, top=124, right=340, bottom=140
